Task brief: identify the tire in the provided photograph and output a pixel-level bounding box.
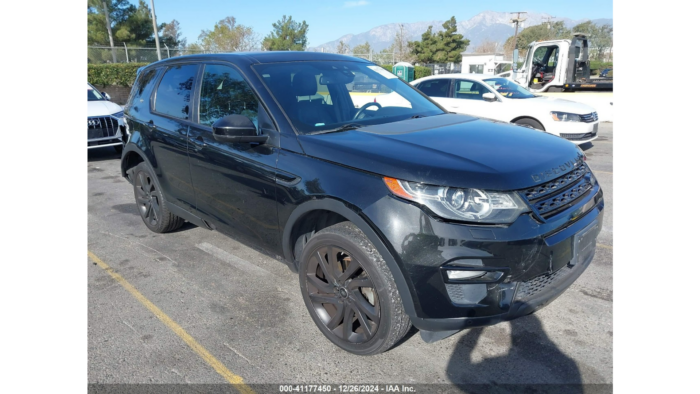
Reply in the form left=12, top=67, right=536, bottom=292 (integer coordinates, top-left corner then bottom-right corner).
left=513, top=117, right=545, bottom=131
left=131, top=162, right=184, bottom=233
left=299, top=222, right=411, bottom=355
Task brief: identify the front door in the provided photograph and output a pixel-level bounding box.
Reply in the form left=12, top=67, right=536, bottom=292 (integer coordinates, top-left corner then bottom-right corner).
left=440, top=79, right=503, bottom=122
left=188, top=63, right=281, bottom=251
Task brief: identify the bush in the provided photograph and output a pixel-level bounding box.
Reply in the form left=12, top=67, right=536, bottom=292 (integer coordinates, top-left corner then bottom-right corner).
left=88, top=63, right=149, bottom=87
left=414, top=66, right=431, bottom=79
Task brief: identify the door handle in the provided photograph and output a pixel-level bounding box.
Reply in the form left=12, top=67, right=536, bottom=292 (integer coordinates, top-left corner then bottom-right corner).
left=190, top=135, right=207, bottom=151
left=146, top=120, right=155, bottom=129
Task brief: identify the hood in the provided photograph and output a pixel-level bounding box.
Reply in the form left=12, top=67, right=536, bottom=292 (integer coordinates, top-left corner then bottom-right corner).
left=531, top=96, right=595, bottom=114
left=88, top=100, right=122, bottom=117
left=297, top=114, right=583, bottom=191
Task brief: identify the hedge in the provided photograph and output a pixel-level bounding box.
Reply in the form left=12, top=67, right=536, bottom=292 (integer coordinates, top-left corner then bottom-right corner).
left=88, top=63, right=149, bottom=87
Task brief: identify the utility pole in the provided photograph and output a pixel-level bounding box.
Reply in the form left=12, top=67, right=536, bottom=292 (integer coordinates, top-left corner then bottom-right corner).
left=543, top=16, right=556, bottom=39
left=510, top=11, right=527, bottom=80
left=102, top=1, right=117, bottom=63
left=149, top=0, right=162, bottom=61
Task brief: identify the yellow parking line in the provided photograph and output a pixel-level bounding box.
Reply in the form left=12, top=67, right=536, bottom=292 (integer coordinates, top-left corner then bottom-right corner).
left=597, top=243, right=613, bottom=250
left=88, top=250, right=255, bottom=394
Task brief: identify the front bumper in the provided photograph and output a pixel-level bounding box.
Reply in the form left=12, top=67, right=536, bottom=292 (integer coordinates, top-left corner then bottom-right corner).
left=550, top=121, right=600, bottom=144
left=88, top=116, right=125, bottom=149
left=362, top=181, right=604, bottom=332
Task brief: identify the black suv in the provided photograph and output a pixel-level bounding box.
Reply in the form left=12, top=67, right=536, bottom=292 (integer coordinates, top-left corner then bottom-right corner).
left=120, top=52, right=603, bottom=355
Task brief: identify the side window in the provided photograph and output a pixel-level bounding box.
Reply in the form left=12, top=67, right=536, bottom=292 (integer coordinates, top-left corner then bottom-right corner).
left=416, top=79, right=450, bottom=98
left=199, top=64, right=259, bottom=128
left=154, top=64, right=199, bottom=120
left=453, top=80, right=488, bottom=100
left=127, top=68, right=159, bottom=112
left=548, top=47, right=559, bottom=67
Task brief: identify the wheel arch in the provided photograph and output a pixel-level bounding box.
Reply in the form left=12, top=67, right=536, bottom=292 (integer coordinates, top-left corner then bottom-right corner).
left=282, top=198, right=419, bottom=318
left=510, top=116, right=546, bottom=131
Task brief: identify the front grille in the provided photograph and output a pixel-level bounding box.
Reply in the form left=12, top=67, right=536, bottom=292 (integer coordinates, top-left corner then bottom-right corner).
left=579, top=112, right=598, bottom=123
left=515, top=265, right=574, bottom=302
left=520, top=160, right=594, bottom=219
left=88, top=116, right=119, bottom=140
left=561, top=131, right=597, bottom=141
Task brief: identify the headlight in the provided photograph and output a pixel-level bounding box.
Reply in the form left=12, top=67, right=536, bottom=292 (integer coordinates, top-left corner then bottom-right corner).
left=550, top=111, right=581, bottom=122
left=383, top=177, right=529, bottom=224
left=111, top=111, right=124, bottom=119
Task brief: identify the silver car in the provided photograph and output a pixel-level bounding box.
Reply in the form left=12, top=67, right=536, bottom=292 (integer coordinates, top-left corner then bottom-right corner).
left=87, top=83, right=126, bottom=153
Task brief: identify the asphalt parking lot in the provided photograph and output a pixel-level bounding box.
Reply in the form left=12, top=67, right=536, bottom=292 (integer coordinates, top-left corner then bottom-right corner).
left=88, top=123, right=613, bottom=392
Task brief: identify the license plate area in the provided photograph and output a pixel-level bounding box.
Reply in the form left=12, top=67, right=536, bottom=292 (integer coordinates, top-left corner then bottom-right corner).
left=572, top=219, right=599, bottom=266
left=593, top=123, right=599, bottom=133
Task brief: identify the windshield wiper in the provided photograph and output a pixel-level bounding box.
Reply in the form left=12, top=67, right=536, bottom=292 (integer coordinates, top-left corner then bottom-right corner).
left=308, top=123, right=364, bottom=135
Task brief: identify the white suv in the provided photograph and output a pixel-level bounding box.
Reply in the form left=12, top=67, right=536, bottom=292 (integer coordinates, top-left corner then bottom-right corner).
left=88, top=83, right=126, bottom=153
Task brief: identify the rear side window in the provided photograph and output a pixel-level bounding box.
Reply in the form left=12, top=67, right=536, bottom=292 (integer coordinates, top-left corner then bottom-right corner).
left=127, top=68, right=159, bottom=112
left=453, top=80, right=489, bottom=100
left=416, top=79, right=450, bottom=98
left=154, top=64, right=199, bottom=120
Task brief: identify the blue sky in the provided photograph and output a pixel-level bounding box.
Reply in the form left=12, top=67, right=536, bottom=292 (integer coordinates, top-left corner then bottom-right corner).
left=131, top=0, right=612, bottom=47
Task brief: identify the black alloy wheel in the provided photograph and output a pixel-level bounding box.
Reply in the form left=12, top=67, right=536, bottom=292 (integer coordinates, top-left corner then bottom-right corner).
left=135, top=170, right=160, bottom=227
left=305, top=245, right=380, bottom=344
left=131, top=162, right=184, bottom=233
left=299, top=222, right=411, bottom=355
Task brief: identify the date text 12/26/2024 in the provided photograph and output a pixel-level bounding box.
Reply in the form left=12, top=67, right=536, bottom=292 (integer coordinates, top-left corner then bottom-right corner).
left=279, top=385, right=416, bottom=393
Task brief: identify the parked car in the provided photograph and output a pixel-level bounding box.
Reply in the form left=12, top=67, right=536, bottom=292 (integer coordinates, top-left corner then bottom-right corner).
left=120, top=53, right=604, bottom=355
left=88, top=83, right=126, bottom=153
left=411, top=74, right=600, bottom=144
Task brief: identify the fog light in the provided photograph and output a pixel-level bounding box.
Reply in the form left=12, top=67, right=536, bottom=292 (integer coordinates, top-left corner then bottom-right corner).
left=446, top=270, right=486, bottom=280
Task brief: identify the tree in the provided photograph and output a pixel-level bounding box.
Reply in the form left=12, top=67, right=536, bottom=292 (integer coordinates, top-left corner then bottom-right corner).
left=473, top=40, right=500, bottom=54
left=409, top=17, right=469, bottom=63
left=336, top=40, right=350, bottom=54
left=352, top=41, right=371, bottom=56
left=503, top=21, right=571, bottom=58
left=392, top=24, right=415, bottom=63
left=572, top=21, right=613, bottom=61
left=197, top=16, right=258, bottom=52
left=162, top=19, right=185, bottom=49
left=262, top=15, right=309, bottom=51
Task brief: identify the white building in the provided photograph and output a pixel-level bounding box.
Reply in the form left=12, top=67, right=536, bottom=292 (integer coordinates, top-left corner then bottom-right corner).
left=460, top=52, right=509, bottom=75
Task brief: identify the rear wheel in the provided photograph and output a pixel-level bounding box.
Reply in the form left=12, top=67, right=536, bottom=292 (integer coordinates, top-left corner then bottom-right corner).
left=299, top=222, right=411, bottom=355
left=132, top=162, right=184, bottom=233
left=513, top=117, right=545, bottom=131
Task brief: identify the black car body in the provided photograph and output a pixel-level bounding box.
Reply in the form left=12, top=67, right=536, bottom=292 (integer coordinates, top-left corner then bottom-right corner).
left=120, top=52, right=603, bottom=354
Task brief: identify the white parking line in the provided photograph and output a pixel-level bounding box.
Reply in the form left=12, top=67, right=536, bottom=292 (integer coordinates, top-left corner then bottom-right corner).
left=196, top=242, right=270, bottom=276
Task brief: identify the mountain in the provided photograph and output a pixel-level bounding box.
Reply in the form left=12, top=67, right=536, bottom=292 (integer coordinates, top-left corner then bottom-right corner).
left=308, top=11, right=612, bottom=53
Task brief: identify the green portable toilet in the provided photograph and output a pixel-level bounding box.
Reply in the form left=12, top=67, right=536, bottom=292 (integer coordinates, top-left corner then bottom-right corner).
left=392, top=62, right=414, bottom=82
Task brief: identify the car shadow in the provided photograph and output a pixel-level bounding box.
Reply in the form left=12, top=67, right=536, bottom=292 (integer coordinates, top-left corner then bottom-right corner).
left=88, top=147, right=121, bottom=162
left=446, top=315, right=587, bottom=393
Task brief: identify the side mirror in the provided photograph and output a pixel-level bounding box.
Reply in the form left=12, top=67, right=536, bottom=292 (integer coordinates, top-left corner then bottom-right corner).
left=212, top=114, right=268, bottom=144
left=102, top=92, right=111, bottom=101
left=482, top=92, right=497, bottom=102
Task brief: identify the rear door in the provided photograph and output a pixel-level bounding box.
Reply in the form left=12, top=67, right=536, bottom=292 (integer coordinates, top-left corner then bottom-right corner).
left=438, top=79, right=505, bottom=121
left=148, top=63, right=201, bottom=212
left=414, top=78, right=452, bottom=108
left=187, top=63, right=281, bottom=251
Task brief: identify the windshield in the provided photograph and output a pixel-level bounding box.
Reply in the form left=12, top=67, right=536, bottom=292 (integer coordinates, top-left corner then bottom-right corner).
left=88, top=87, right=105, bottom=101
left=253, top=61, right=445, bottom=134
left=483, top=78, right=535, bottom=99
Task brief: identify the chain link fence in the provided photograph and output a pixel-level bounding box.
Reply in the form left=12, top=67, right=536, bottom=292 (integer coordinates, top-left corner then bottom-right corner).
left=88, top=44, right=238, bottom=64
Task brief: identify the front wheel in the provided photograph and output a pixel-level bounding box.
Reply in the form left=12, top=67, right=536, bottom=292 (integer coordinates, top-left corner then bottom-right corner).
left=513, top=117, right=545, bottom=131
left=299, top=222, right=411, bottom=355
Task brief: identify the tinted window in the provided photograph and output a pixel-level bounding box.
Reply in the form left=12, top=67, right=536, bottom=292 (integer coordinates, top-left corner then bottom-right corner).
left=154, top=65, right=198, bottom=120
left=416, top=79, right=450, bottom=98
left=199, top=65, right=259, bottom=128
left=127, top=68, right=159, bottom=111
left=453, top=80, right=489, bottom=100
